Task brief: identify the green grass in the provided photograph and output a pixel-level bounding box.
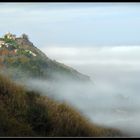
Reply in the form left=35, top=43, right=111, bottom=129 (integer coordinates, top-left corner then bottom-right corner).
left=3, top=38, right=19, bottom=49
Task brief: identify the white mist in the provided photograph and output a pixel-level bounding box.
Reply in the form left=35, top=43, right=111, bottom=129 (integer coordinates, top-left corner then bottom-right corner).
left=27, top=46, right=140, bottom=136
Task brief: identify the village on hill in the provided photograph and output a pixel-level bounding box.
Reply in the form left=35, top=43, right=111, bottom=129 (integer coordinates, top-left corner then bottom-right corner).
left=0, top=32, right=37, bottom=57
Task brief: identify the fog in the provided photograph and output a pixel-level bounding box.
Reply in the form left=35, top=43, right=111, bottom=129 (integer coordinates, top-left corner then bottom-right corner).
left=26, top=46, right=140, bottom=136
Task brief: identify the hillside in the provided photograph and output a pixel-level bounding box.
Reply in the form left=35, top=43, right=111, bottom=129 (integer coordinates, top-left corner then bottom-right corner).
left=0, top=74, right=122, bottom=137
left=0, top=32, right=124, bottom=137
left=0, top=32, right=90, bottom=82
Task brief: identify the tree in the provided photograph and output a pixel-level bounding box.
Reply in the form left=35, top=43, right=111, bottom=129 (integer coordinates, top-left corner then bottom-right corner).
left=21, top=34, right=29, bottom=40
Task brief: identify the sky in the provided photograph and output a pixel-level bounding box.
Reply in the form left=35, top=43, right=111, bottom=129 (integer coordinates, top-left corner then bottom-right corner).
left=0, top=3, right=140, bottom=48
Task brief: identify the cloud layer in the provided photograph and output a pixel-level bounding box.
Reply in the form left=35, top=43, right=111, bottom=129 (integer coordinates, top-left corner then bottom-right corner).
left=38, top=46, right=140, bottom=136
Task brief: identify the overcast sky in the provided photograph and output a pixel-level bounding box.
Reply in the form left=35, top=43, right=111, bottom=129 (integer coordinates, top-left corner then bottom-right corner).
left=0, top=3, right=140, bottom=48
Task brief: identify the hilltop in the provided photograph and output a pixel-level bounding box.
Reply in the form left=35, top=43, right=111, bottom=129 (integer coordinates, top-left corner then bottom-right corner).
left=0, top=32, right=90, bottom=82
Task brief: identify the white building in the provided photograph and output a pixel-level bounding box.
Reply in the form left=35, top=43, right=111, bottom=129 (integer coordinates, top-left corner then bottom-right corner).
left=4, top=32, right=16, bottom=40
left=0, top=40, right=5, bottom=48
left=25, top=50, right=37, bottom=57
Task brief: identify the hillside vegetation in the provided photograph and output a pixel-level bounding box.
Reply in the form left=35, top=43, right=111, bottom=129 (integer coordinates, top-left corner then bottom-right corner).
left=0, top=33, right=90, bottom=82
left=0, top=74, right=122, bottom=137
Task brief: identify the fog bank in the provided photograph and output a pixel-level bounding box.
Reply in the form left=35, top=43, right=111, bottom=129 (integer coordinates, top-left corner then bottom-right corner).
left=27, top=46, right=140, bottom=136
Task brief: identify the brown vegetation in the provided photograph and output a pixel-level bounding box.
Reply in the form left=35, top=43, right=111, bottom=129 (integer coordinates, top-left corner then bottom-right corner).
left=0, top=74, right=123, bottom=137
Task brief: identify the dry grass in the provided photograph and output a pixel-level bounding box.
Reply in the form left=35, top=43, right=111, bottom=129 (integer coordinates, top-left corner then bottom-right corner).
left=37, top=96, right=123, bottom=137
left=0, top=74, right=123, bottom=137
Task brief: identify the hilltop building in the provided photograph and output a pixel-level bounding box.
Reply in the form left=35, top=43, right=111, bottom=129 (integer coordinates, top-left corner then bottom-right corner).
left=4, top=32, right=16, bottom=40
left=0, top=40, right=5, bottom=48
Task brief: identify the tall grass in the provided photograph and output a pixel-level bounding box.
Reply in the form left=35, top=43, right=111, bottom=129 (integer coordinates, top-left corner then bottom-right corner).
left=0, top=74, right=123, bottom=137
